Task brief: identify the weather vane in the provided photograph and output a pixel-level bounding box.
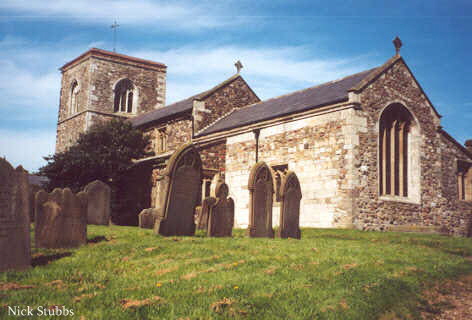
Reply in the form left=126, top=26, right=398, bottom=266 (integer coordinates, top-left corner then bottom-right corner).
left=393, top=36, right=402, bottom=56
left=111, top=20, right=120, bottom=52
left=234, top=60, right=243, bottom=74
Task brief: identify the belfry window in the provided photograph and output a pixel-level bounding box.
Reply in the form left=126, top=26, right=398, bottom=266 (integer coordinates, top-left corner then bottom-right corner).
left=379, top=103, right=415, bottom=197
left=114, top=79, right=135, bottom=113
left=70, top=80, right=79, bottom=115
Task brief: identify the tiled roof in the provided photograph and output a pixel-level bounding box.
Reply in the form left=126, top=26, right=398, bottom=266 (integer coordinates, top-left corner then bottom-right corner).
left=197, top=68, right=377, bottom=136
left=131, top=74, right=244, bottom=128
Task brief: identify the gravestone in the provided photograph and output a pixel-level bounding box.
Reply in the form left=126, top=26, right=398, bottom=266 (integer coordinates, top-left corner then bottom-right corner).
left=208, top=182, right=234, bottom=237
left=84, top=180, right=111, bottom=225
left=248, top=162, right=274, bottom=238
left=196, top=197, right=216, bottom=230
left=154, top=143, right=202, bottom=236
left=35, top=188, right=87, bottom=248
left=278, top=171, right=302, bottom=239
left=0, top=159, right=31, bottom=272
left=138, top=208, right=158, bottom=229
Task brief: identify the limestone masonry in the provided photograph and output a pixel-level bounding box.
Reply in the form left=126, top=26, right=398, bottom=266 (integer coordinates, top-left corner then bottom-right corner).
left=55, top=45, right=472, bottom=236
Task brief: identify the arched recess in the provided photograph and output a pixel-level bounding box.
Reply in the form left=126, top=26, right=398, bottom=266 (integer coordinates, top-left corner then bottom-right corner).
left=378, top=102, right=421, bottom=202
left=113, top=79, right=137, bottom=113
left=69, top=80, right=80, bottom=115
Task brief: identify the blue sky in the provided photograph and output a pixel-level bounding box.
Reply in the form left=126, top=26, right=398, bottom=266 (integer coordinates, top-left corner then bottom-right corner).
left=0, top=0, right=471, bottom=172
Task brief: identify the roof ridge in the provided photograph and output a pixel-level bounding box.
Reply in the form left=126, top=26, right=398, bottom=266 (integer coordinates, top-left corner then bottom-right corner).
left=61, top=47, right=167, bottom=71
left=229, top=67, right=378, bottom=113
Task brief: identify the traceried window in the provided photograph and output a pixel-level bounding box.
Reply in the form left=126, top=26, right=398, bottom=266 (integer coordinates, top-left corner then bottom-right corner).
left=70, top=80, right=79, bottom=115
left=114, top=79, right=135, bottom=113
left=379, top=103, right=418, bottom=198
left=457, top=161, right=472, bottom=201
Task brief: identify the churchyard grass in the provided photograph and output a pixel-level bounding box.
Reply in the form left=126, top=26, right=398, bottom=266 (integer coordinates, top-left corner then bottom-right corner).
left=1, top=226, right=471, bottom=319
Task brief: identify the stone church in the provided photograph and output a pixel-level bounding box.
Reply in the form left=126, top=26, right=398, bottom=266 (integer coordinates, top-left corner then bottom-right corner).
left=55, top=41, right=472, bottom=236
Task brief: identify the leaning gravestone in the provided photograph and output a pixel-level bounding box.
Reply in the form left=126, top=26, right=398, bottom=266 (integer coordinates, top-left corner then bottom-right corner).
left=84, top=180, right=111, bottom=225
left=35, top=188, right=87, bottom=248
left=278, top=171, right=302, bottom=239
left=154, top=143, right=202, bottom=236
left=0, top=159, right=31, bottom=272
left=196, top=197, right=216, bottom=230
left=248, top=162, right=274, bottom=238
left=138, top=208, right=158, bottom=229
left=208, top=182, right=234, bottom=237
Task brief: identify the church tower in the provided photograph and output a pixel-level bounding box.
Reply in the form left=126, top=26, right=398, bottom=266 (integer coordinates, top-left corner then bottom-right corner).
left=55, top=48, right=167, bottom=153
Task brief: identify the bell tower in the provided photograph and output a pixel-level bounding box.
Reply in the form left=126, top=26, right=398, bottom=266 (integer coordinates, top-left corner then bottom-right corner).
left=55, top=48, right=167, bottom=153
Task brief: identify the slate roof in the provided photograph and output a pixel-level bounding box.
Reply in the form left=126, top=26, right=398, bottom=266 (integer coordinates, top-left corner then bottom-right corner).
left=131, top=74, right=244, bottom=128
left=197, top=67, right=377, bottom=136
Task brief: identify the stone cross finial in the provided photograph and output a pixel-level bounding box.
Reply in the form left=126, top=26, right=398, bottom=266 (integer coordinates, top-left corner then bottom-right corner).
left=393, top=36, right=402, bottom=56
left=234, top=60, right=243, bottom=74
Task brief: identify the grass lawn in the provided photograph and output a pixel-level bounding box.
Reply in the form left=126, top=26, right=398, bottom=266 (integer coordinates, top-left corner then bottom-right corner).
left=1, top=226, right=472, bottom=319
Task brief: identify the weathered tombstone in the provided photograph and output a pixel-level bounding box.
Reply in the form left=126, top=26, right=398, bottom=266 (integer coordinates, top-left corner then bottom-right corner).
left=196, top=197, right=216, bottom=230
left=248, top=162, right=274, bottom=238
left=208, top=182, right=234, bottom=237
left=138, top=208, right=158, bottom=229
left=35, top=188, right=87, bottom=248
left=154, top=143, right=202, bottom=236
left=196, top=174, right=223, bottom=230
left=278, top=171, right=302, bottom=239
left=84, top=180, right=111, bottom=225
left=0, top=159, right=31, bottom=271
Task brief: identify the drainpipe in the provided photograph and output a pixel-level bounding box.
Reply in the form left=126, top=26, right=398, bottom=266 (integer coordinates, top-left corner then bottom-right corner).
left=253, top=128, right=260, bottom=163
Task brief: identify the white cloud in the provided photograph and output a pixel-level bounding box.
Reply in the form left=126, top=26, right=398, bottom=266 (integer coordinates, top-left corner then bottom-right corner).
left=0, top=0, right=230, bottom=30
left=0, top=129, right=56, bottom=172
left=0, top=60, right=60, bottom=108
left=132, top=46, right=375, bottom=103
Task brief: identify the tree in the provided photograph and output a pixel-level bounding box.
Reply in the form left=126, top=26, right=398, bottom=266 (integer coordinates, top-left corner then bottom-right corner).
left=39, top=118, right=151, bottom=193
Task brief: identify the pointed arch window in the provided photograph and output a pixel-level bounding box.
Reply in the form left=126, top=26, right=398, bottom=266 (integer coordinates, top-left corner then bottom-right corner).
left=114, top=79, right=135, bottom=113
left=379, top=103, right=417, bottom=197
left=70, top=80, right=79, bottom=115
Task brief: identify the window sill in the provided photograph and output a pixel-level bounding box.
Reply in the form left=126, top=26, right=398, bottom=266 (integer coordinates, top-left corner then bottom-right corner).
left=379, top=195, right=420, bottom=205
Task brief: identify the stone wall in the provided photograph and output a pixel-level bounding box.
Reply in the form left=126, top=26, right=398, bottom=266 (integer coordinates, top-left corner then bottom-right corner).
left=56, top=112, right=87, bottom=152
left=352, top=58, right=471, bottom=235
left=88, top=56, right=166, bottom=115
left=439, top=135, right=472, bottom=235
left=194, top=76, right=260, bottom=133
left=56, top=53, right=166, bottom=153
left=198, top=140, right=227, bottom=174
left=225, top=108, right=360, bottom=228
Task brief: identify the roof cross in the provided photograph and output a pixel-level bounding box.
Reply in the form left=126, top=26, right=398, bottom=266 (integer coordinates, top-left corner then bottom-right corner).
left=111, top=20, right=120, bottom=52
left=393, top=36, right=402, bottom=56
left=234, top=60, right=243, bottom=74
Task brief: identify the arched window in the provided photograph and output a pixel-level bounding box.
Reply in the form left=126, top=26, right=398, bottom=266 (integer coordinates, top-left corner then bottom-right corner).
left=379, top=103, right=417, bottom=198
left=114, top=79, right=135, bottom=113
left=70, top=80, right=79, bottom=115
left=457, top=161, right=472, bottom=201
